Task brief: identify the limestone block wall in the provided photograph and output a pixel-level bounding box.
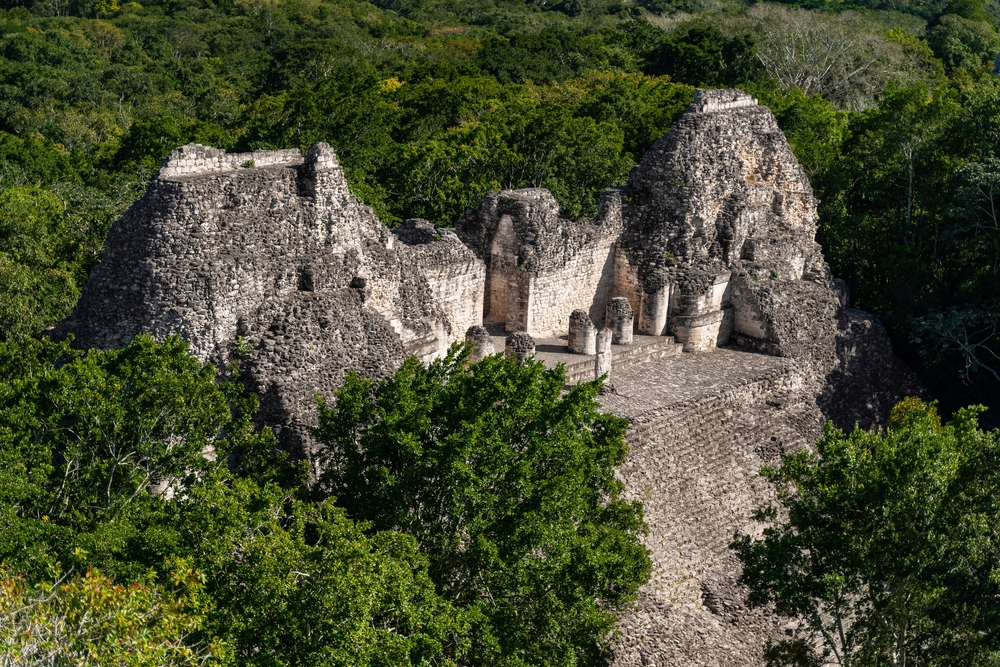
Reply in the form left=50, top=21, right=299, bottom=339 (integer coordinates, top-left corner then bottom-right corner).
left=692, top=87, right=759, bottom=113
left=393, top=220, right=486, bottom=350
left=156, top=143, right=305, bottom=179
left=420, top=256, right=485, bottom=345
left=455, top=187, right=624, bottom=337
left=668, top=271, right=732, bottom=352
left=612, top=244, right=644, bottom=317
left=528, top=235, right=617, bottom=336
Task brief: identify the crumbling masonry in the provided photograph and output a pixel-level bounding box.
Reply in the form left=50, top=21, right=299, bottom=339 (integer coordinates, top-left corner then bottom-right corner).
left=57, top=89, right=922, bottom=665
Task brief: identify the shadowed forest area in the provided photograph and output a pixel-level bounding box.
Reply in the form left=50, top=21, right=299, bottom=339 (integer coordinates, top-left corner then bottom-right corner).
left=1, top=0, right=999, bottom=418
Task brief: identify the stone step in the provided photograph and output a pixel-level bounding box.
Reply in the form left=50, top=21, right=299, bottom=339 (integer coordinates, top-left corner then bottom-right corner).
left=613, top=335, right=683, bottom=367
left=488, top=333, right=683, bottom=386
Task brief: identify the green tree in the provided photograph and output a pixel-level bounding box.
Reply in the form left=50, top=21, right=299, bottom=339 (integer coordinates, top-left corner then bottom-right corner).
left=0, top=186, right=80, bottom=340
left=752, top=85, right=849, bottom=178
left=172, top=477, right=472, bottom=667
left=733, top=398, right=1000, bottom=667
left=314, top=347, right=651, bottom=667
left=475, top=29, right=607, bottom=85
left=0, top=562, right=226, bottom=666
left=575, top=74, right=693, bottom=163
left=928, top=13, right=1000, bottom=74
left=816, top=83, right=960, bottom=319
left=645, top=22, right=764, bottom=87
left=0, top=334, right=273, bottom=574
left=0, top=335, right=471, bottom=667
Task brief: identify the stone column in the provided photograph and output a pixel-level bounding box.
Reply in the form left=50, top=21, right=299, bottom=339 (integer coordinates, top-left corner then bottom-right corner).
left=638, top=277, right=670, bottom=336
left=504, top=332, right=535, bottom=364
left=594, top=328, right=613, bottom=380
left=505, top=269, right=534, bottom=334
left=606, top=297, right=634, bottom=345
left=567, top=310, right=597, bottom=355
left=668, top=272, right=731, bottom=352
left=465, top=325, right=495, bottom=363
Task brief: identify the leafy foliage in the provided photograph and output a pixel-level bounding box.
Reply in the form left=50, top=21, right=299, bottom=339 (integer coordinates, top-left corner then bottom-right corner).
left=0, top=563, right=225, bottom=667
left=0, top=336, right=652, bottom=666
left=645, top=21, right=765, bottom=87
left=733, top=398, right=1000, bottom=666
left=815, top=82, right=1000, bottom=415
left=171, top=477, right=473, bottom=667
left=315, top=346, right=650, bottom=667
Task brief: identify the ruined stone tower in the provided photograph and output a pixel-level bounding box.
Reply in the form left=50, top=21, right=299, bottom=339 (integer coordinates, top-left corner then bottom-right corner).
left=58, top=88, right=921, bottom=665
left=56, top=142, right=484, bottom=456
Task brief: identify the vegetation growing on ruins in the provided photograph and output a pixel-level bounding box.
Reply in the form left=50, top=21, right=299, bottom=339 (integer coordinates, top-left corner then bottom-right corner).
left=734, top=397, right=1000, bottom=667
left=0, top=335, right=646, bottom=665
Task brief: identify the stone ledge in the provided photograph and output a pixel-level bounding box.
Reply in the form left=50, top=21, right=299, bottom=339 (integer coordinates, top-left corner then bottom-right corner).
left=692, top=88, right=758, bottom=113
left=156, top=143, right=307, bottom=179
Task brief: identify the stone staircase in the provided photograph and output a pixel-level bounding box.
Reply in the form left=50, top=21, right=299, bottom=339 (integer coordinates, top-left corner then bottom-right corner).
left=490, top=333, right=684, bottom=385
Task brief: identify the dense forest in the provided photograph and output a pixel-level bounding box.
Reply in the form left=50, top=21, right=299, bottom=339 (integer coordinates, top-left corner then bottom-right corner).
left=2, top=0, right=1000, bottom=663
left=0, top=0, right=998, bottom=416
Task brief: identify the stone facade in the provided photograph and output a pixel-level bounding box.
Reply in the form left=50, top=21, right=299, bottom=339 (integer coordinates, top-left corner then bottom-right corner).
left=57, top=88, right=925, bottom=666
left=455, top=188, right=622, bottom=336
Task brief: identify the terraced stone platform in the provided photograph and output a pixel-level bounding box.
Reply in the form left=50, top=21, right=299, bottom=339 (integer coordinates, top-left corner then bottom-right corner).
left=601, top=348, right=824, bottom=667
left=488, top=333, right=684, bottom=385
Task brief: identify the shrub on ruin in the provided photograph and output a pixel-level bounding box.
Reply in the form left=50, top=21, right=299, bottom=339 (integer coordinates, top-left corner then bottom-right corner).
left=314, top=345, right=651, bottom=667
left=733, top=397, right=1000, bottom=666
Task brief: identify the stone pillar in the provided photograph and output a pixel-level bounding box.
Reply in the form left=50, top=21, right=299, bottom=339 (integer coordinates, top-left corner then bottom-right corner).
left=606, top=297, right=634, bottom=345
left=505, top=332, right=535, bottom=364
left=594, top=328, right=613, bottom=380
left=465, top=325, right=495, bottom=363
left=505, top=269, right=534, bottom=334
left=567, top=310, right=597, bottom=355
left=638, top=282, right=670, bottom=336
left=669, top=272, right=731, bottom=352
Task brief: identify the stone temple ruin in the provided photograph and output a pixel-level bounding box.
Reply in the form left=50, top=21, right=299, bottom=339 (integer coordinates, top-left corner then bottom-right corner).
left=56, top=88, right=922, bottom=665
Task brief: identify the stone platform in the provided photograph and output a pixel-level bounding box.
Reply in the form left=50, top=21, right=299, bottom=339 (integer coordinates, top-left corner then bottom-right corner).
left=601, top=348, right=824, bottom=667
left=489, top=333, right=683, bottom=385
left=484, top=335, right=822, bottom=665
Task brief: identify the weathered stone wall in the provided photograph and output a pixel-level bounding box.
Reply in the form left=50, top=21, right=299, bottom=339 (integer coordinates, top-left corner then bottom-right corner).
left=530, top=236, right=618, bottom=335
left=56, top=143, right=478, bottom=458
left=392, top=218, right=486, bottom=355
left=455, top=188, right=623, bottom=337
left=154, top=143, right=305, bottom=179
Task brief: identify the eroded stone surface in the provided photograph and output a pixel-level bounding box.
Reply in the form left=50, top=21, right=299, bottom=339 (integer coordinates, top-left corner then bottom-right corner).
left=603, top=349, right=821, bottom=667
left=56, top=143, right=484, bottom=458
left=57, top=88, right=925, bottom=666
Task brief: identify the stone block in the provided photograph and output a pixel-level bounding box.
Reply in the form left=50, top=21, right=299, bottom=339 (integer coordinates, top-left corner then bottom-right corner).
left=638, top=278, right=670, bottom=336
left=465, top=325, right=494, bottom=363
left=595, top=328, right=613, bottom=379
left=671, top=310, right=724, bottom=353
